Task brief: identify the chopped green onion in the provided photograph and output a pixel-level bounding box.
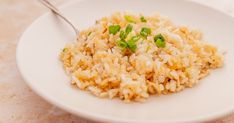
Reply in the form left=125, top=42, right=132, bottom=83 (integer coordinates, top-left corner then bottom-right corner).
left=125, top=24, right=133, bottom=34
left=117, top=40, right=128, bottom=48
left=154, top=34, right=165, bottom=41
left=131, top=35, right=141, bottom=42
left=126, top=36, right=140, bottom=52
left=117, top=35, right=140, bottom=52
left=119, top=24, right=133, bottom=40
left=127, top=40, right=137, bottom=52
left=140, top=16, right=147, bottom=22
left=109, top=25, right=121, bottom=35
left=120, top=31, right=127, bottom=40
left=140, top=27, right=151, bottom=38
left=155, top=39, right=166, bottom=48
left=124, top=15, right=136, bottom=23
left=154, top=34, right=166, bottom=48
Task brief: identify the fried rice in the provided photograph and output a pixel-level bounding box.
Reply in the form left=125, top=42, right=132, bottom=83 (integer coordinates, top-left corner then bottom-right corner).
left=60, top=12, right=224, bottom=102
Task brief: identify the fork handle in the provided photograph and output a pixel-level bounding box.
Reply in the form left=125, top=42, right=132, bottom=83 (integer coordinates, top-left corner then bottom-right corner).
left=39, top=0, right=79, bottom=35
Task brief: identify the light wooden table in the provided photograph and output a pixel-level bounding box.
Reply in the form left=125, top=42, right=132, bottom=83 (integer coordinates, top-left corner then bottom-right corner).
left=0, top=0, right=233, bottom=122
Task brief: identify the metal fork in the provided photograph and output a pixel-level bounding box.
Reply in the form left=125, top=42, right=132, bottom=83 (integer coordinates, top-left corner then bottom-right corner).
left=39, top=0, right=79, bottom=35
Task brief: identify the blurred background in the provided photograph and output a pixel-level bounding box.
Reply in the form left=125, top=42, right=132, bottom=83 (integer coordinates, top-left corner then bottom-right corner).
left=0, top=0, right=233, bottom=123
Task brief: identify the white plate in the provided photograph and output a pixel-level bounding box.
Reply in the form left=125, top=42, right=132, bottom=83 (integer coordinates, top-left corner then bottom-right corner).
left=17, top=0, right=234, bottom=122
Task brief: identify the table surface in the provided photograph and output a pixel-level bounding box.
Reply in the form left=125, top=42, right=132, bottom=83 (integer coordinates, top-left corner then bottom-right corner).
left=0, top=0, right=234, bottom=123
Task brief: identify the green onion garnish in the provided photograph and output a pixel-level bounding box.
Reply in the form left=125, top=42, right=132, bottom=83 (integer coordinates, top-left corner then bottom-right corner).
left=126, top=36, right=140, bottom=52
left=124, top=15, right=136, bottom=23
left=127, top=36, right=140, bottom=52
left=127, top=40, right=137, bottom=52
left=140, top=16, right=147, bottom=22
left=155, top=39, right=166, bottom=48
left=154, top=34, right=166, bottom=48
left=125, top=24, right=133, bottom=34
left=109, top=25, right=121, bottom=35
left=120, top=31, right=127, bottom=40
left=117, top=40, right=128, bottom=48
left=119, top=24, right=133, bottom=40
left=140, top=27, right=151, bottom=38
left=117, top=35, right=140, bottom=52
left=130, top=35, right=141, bottom=42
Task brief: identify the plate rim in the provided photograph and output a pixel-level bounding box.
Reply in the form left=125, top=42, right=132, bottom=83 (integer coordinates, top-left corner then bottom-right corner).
left=16, top=0, right=234, bottom=122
